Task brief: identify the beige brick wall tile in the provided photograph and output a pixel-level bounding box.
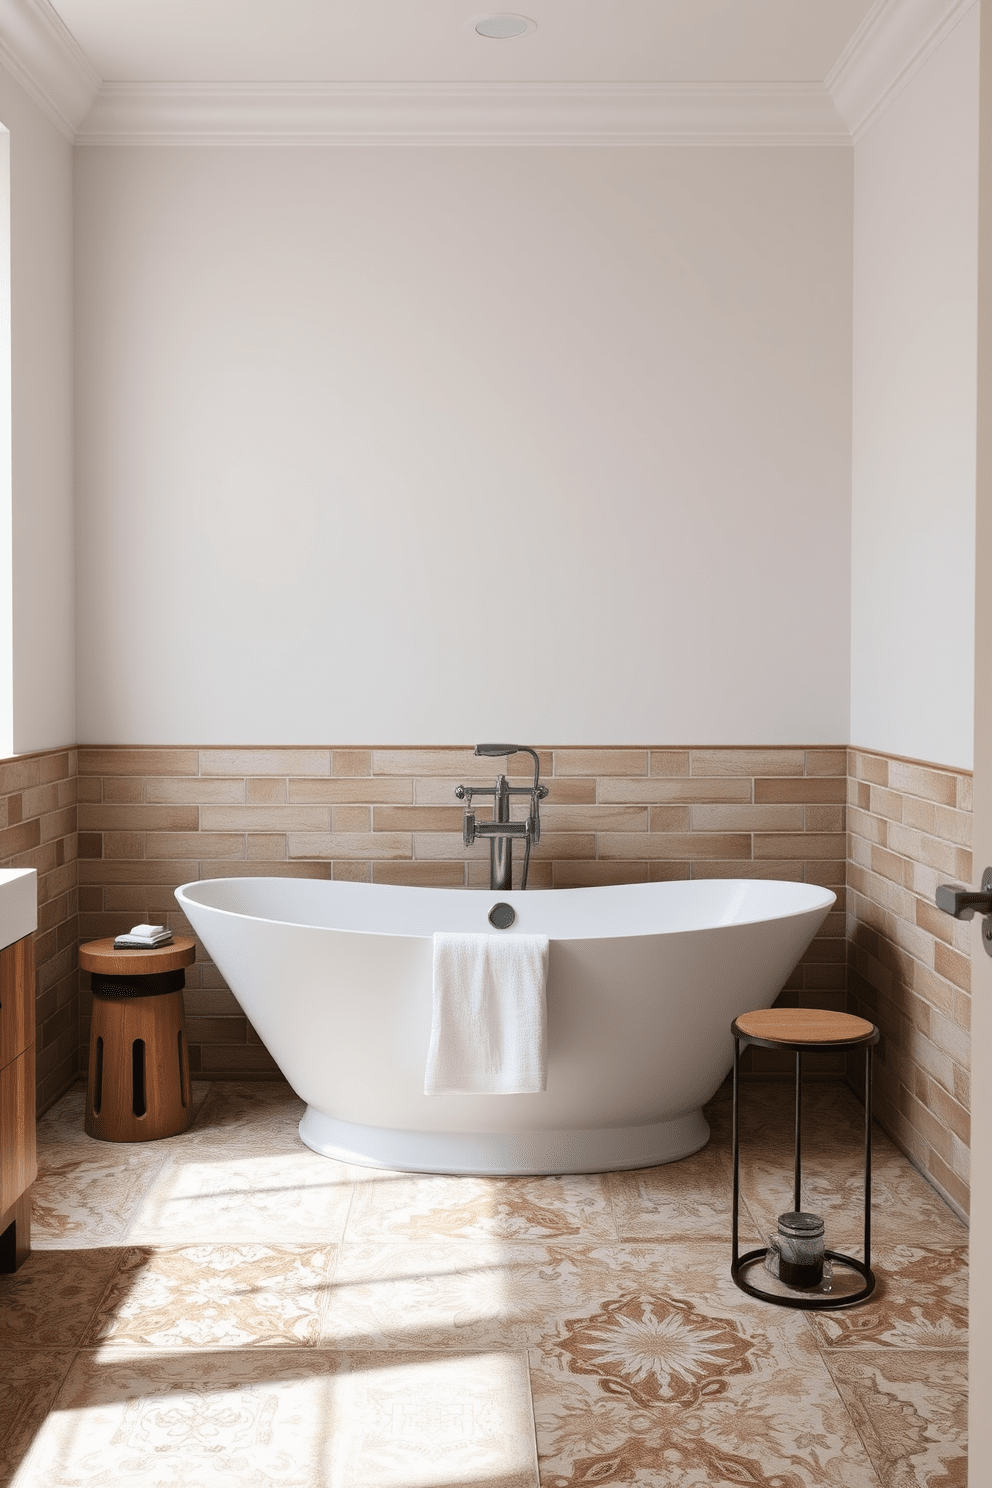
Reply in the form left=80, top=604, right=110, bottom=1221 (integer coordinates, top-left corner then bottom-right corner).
left=601, top=777, right=750, bottom=804
left=887, top=760, right=958, bottom=806
left=853, top=752, right=889, bottom=786
left=79, top=803, right=198, bottom=832
left=147, top=777, right=244, bottom=804
left=868, top=784, right=905, bottom=823
left=373, top=748, right=487, bottom=777
left=554, top=749, right=648, bottom=776
left=333, top=750, right=371, bottom=777
left=848, top=806, right=887, bottom=846
left=247, top=778, right=287, bottom=804
left=755, top=777, right=846, bottom=803
left=332, top=862, right=372, bottom=882
left=288, top=832, right=411, bottom=860
left=293, top=777, right=414, bottom=804
left=374, top=806, right=467, bottom=832
left=805, top=805, right=845, bottom=833
left=247, top=834, right=287, bottom=860
left=552, top=861, right=651, bottom=887
left=103, top=831, right=146, bottom=860
left=146, top=832, right=245, bottom=859
left=648, top=751, right=690, bottom=776
left=805, top=749, right=848, bottom=776
left=79, top=748, right=199, bottom=776
left=373, top=862, right=465, bottom=887
left=197, top=861, right=316, bottom=879
left=689, top=860, right=803, bottom=880
left=200, top=805, right=330, bottom=832
left=103, top=777, right=143, bottom=804
left=333, top=806, right=372, bottom=832
left=20, top=782, right=61, bottom=817
left=646, top=806, right=692, bottom=833
left=934, top=805, right=972, bottom=846
left=754, top=833, right=845, bottom=860
left=689, top=803, right=802, bottom=832
left=902, top=796, right=937, bottom=834
left=81, top=858, right=198, bottom=883
left=689, top=748, right=805, bottom=777
left=541, top=804, right=650, bottom=832
left=40, top=807, right=76, bottom=844
left=934, top=941, right=970, bottom=992
left=201, top=748, right=331, bottom=776
left=599, top=832, right=750, bottom=860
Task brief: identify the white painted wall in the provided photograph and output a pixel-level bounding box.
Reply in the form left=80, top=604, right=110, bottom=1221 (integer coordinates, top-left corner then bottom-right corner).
left=850, top=7, right=980, bottom=772
left=74, top=144, right=852, bottom=746
left=0, top=66, right=75, bottom=755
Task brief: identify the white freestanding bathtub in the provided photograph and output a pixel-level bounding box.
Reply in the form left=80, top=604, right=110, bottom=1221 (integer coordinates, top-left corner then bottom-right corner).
left=175, top=876, right=834, bottom=1175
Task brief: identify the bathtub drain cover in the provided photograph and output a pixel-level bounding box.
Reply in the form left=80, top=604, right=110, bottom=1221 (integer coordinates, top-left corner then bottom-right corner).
left=488, top=902, right=516, bottom=929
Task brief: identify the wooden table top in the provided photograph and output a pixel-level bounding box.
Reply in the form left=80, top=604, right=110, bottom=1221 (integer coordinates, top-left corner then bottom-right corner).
left=80, top=935, right=196, bottom=977
left=732, top=1007, right=878, bottom=1047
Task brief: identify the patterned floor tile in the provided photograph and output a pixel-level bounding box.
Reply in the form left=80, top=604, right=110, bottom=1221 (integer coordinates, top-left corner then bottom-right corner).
left=325, top=1234, right=765, bottom=1353
left=0, top=1248, right=125, bottom=1348
left=530, top=1314, right=883, bottom=1487
left=805, top=1245, right=968, bottom=1352
left=125, top=1150, right=359, bottom=1244
left=35, top=1083, right=211, bottom=1161
left=824, top=1349, right=967, bottom=1487
left=732, top=1131, right=967, bottom=1252
left=16, top=1078, right=969, bottom=1488
left=0, top=1350, right=77, bottom=1483
left=331, top=1349, right=539, bottom=1487
left=606, top=1142, right=759, bottom=1241
left=11, top=1348, right=538, bottom=1488
left=31, top=1149, right=171, bottom=1248
left=175, top=1081, right=307, bottom=1155
left=344, top=1167, right=617, bottom=1242
left=83, top=1244, right=337, bottom=1350
left=326, top=1241, right=610, bottom=1351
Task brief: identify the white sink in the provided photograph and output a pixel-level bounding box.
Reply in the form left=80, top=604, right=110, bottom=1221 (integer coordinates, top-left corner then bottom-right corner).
left=0, top=868, right=37, bottom=952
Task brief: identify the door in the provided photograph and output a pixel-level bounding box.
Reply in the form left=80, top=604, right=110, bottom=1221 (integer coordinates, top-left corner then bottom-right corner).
left=969, top=3, right=992, bottom=1476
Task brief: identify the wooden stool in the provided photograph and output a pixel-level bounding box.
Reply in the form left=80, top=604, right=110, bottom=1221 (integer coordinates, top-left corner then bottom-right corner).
left=81, top=937, right=196, bottom=1142
left=730, top=1007, right=880, bottom=1311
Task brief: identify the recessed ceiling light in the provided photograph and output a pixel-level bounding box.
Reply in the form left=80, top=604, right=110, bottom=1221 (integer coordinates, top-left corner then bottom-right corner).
left=475, top=15, right=534, bottom=39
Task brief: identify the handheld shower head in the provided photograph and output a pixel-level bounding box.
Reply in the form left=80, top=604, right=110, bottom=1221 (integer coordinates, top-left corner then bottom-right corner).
left=474, top=744, right=520, bottom=758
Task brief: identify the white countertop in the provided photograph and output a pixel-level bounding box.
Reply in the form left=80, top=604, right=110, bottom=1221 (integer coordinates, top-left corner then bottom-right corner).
left=0, top=868, right=37, bottom=952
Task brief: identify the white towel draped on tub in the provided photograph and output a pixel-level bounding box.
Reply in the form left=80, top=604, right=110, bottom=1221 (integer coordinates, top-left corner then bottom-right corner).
left=424, top=932, right=549, bottom=1095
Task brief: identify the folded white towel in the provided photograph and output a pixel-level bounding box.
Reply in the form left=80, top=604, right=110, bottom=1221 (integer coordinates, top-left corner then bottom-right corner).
left=114, top=923, right=174, bottom=948
left=424, top=932, right=549, bottom=1096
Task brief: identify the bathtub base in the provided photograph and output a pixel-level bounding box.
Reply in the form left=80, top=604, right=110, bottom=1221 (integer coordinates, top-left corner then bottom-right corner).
left=298, top=1106, right=710, bottom=1175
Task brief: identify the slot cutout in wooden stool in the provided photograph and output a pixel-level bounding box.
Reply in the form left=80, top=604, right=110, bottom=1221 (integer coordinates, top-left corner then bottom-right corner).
left=82, top=937, right=196, bottom=1142
left=731, top=1008, right=880, bottom=1310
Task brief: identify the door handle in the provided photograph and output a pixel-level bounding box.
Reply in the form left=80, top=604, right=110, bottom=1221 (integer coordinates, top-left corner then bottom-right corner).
left=936, top=867, right=992, bottom=955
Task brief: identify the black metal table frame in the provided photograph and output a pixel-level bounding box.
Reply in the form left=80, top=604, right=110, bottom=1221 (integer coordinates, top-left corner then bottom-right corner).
left=731, top=1019, right=880, bottom=1310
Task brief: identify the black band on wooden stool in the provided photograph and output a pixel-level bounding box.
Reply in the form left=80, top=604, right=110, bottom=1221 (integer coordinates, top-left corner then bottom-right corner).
left=91, top=968, right=186, bottom=999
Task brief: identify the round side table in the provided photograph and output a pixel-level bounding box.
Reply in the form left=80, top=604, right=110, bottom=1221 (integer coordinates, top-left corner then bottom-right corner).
left=81, top=936, right=196, bottom=1142
left=730, top=1007, right=880, bottom=1310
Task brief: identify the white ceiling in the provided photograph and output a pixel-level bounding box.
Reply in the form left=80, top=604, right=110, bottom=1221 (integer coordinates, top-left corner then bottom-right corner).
left=48, top=0, right=880, bottom=85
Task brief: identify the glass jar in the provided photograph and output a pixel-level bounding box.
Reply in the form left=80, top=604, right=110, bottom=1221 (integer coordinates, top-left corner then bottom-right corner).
left=764, top=1210, right=832, bottom=1290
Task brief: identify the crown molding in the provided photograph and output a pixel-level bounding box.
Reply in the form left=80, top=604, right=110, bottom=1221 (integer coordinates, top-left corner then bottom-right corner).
left=0, top=0, right=100, bottom=139
left=826, top=0, right=978, bottom=142
left=75, top=81, right=850, bottom=147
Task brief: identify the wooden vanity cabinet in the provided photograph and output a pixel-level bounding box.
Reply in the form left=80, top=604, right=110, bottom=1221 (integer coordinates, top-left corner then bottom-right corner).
left=0, top=934, right=36, bottom=1271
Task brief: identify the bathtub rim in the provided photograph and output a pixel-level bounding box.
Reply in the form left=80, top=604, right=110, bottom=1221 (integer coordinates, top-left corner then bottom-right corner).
left=175, top=874, right=837, bottom=942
